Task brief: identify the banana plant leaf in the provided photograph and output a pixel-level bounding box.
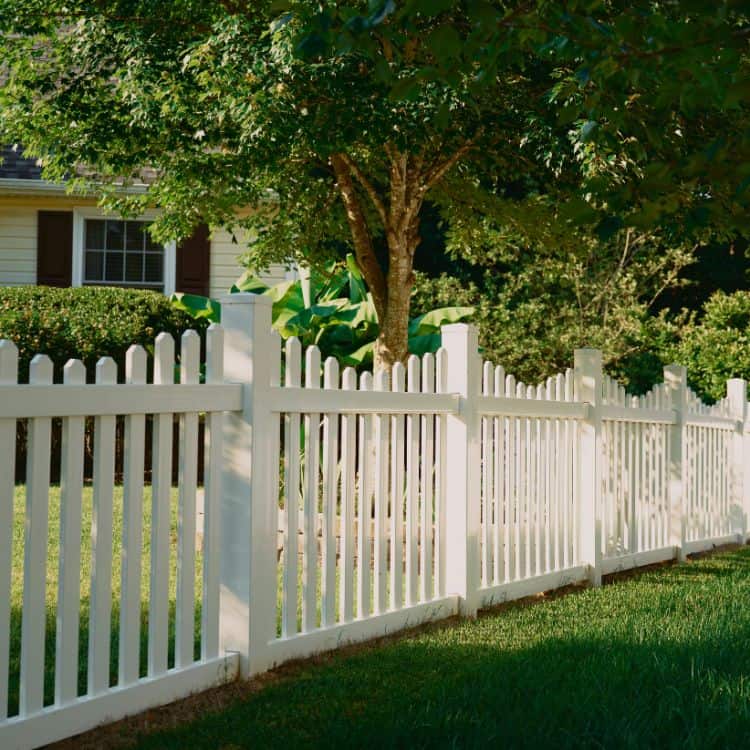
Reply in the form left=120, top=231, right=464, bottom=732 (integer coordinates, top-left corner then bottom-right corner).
left=171, top=255, right=473, bottom=369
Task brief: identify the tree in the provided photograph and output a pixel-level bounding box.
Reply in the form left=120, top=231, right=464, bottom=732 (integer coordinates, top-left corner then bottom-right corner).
left=2, top=1, right=748, bottom=367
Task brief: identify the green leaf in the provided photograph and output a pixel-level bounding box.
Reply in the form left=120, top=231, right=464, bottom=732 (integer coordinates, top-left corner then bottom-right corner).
left=408, top=306, right=474, bottom=337
left=170, top=292, right=221, bottom=323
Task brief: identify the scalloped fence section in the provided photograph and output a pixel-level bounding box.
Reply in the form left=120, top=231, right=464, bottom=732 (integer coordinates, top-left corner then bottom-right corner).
left=1, top=293, right=749, bottom=749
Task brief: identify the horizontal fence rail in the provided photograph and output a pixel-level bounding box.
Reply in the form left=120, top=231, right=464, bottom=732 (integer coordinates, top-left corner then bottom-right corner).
left=2, top=291, right=749, bottom=749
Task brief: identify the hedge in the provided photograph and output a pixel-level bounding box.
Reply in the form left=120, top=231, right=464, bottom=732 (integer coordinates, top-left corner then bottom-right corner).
left=0, top=285, right=207, bottom=383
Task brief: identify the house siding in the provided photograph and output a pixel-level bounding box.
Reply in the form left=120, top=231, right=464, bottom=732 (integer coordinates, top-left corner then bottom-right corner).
left=0, top=195, right=290, bottom=293
left=209, top=226, right=290, bottom=298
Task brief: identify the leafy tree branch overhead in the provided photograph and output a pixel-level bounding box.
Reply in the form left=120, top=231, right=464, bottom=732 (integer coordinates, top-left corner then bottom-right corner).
left=1, top=1, right=747, bottom=367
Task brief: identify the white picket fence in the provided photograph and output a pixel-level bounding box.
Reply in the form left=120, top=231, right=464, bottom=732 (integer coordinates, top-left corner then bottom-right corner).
left=1, top=292, right=749, bottom=748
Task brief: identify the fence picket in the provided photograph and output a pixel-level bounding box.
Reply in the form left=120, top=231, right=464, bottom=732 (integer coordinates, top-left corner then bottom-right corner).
left=493, top=366, right=505, bottom=586
left=201, top=325, right=223, bottom=660
left=0, top=341, right=17, bottom=720
left=176, top=331, right=200, bottom=666
left=20, top=354, right=53, bottom=715
left=55, top=359, right=86, bottom=704
left=406, top=356, right=421, bottom=605
left=119, top=347, right=146, bottom=686
left=302, top=346, right=321, bottom=633
left=373, top=370, right=390, bottom=614
left=435, top=350, right=448, bottom=598
left=339, top=366, right=356, bottom=624
left=390, top=362, right=406, bottom=609
left=356, top=372, right=373, bottom=619
left=89, top=357, right=117, bottom=696
left=282, top=338, right=302, bottom=638
left=149, top=333, right=174, bottom=677
left=421, top=354, right=435, bottom=600
left=321, top=358, right=340, bottom=627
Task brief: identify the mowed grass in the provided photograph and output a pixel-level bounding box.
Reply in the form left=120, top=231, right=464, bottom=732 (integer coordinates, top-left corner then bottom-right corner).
left=130, top=547, right=750, bottom=750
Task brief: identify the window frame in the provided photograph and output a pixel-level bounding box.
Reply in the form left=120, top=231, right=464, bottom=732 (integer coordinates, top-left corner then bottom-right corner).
left=71, top=207, right=176, bottom=294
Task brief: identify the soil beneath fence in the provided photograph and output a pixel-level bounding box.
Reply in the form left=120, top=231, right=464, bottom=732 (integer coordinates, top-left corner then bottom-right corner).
left=44, top=541, right=748, bottom=750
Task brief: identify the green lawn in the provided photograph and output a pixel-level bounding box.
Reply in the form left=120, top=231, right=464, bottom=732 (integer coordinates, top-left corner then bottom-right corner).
left=127, top=546, right=750, bottom=750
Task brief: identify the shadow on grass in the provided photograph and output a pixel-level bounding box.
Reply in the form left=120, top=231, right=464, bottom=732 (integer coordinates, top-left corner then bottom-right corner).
left=129, top=551, right=750, bottom=750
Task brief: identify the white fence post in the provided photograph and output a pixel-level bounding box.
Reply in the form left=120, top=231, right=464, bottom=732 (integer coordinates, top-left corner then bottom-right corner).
left=574, top=349, right=603, bottom=586
left=665, top=365, right=688, bottom=561
left=219, top=293, right=278, bottom=677
left=442, top=323, right=481, bottom=615
left=727, top=378, right=748, bottom=542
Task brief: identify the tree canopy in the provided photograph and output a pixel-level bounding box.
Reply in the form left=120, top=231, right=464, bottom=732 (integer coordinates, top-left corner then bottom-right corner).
left=1, top=1, right=748, bottom=366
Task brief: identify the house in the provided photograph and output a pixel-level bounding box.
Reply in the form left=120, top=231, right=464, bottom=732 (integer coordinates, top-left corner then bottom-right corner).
left=0, top=145, right=289, bottom=295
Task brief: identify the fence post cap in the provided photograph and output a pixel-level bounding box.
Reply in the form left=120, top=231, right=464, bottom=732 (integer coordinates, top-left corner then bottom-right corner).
left=219, top=292, right=273, bottom=308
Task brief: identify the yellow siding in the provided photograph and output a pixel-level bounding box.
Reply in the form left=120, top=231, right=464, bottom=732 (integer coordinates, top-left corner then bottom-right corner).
left=208, top=226, right=292, bottom=298
left=0, top=203, right=42, bottom=286
left=0, top=194, right=291, bottom=293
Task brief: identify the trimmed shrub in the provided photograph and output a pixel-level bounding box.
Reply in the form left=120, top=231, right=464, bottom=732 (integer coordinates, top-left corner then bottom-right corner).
left=0, top=285, right=207, bottom=383
left=672, top=291, right=750, bottom=403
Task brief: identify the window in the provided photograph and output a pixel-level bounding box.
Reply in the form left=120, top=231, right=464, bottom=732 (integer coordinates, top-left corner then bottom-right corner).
left=83, top=218, right=164, bottom=290
left=72, top=209, right=176, bottom=294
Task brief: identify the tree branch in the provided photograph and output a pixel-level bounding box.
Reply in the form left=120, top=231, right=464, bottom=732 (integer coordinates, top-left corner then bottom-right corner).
left=330, top=153, right=387, bottom=317
left=422, top=133, right=482, bottom=191
left=337, top=152, right=389, bottom=228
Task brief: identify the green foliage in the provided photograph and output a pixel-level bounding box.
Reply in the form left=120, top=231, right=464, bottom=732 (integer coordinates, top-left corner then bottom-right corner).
left=671, top=291, right=750, bottom=403
left=412, top=228, right=691, bottom=394
left=0, top=286, right=205, bottom=383
left=172, top=256, right=472, bottom=367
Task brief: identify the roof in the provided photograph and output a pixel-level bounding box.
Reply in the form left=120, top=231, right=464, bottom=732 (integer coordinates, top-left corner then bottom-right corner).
left=0, top=145, right=43, bottom=180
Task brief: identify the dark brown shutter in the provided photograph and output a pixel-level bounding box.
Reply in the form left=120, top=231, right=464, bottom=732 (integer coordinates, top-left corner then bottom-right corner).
left=176, top=223, right=211, bottom=296
left=36, top=211, right=73, bottom=287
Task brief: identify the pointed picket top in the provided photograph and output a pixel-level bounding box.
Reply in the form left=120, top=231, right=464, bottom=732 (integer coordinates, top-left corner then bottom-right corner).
left=341, top=366, right=357, bottom=391
left=63, top=359, right=86, bottom=386
left=323, top=356, right=340, bottom=390
left=285, top=337, right=302, bottom=388
left=392, top=361, right=405, bottom=393
left=29, top=353, right=53, bottom=385
left=505, top=373, right=516, bottom=398
left=435, top=348, right=448, bottom=394
left=407, top=354, right=420, bottom=394
left=555, top=373, right=564, bottom=401
left=482, top=361, right=493, bottom=396
left=0, top=339, right=18, bottom=384
left=125, top=346, right=147, bottom=386
left=181, top=330, right=201, bottom=386
left=516, top=381, right=525, bottom=399
left=206, top=324, right=224, bottom=384
left=422, top=352, right=435, bottom=395
left=306, top=346, right=322, bottom=389
left=374, top=368, right=389, bottom=393
left=269, top=329, right=282, bottom=388
left=494, top=366, right=505, bottom=397
left=154, top=333, right=175, bottom=385
left=359, top=369, right=373, bottom=392
left=96, top=357, right=117, bottom=385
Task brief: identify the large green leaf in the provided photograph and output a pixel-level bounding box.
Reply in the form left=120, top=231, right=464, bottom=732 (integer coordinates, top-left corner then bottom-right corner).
left=408, top=306, right=474, bottom=337
left=170, top=292, right=221, bottom=323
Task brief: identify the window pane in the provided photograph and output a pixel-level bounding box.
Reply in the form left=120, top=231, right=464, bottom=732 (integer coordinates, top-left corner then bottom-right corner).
left=145, top=230, right=162, bottom=252
left=125, top=253, right=143, bottom=282
left=144, top=253, right=163, bottom=283
left=105, top=251, right=124, bottom=281
left=84, top=250, right=104, bottom=280
left=125, top=221, right=146, bottom=251
left=85, top=220, right=105, bottom=250
left=105, top=220, right=124, bottom=251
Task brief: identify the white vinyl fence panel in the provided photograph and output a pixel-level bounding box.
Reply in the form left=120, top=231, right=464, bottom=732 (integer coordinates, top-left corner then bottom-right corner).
left=1, top=292, right=749, bottom=749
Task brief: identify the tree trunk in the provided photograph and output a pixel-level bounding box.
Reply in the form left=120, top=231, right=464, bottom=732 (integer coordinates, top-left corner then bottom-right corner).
left=331, top=150, right=424, bottom=371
